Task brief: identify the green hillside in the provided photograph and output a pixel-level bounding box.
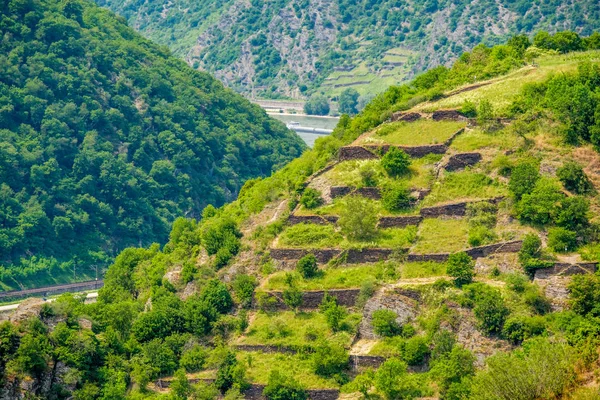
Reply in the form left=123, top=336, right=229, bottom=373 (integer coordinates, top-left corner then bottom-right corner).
left=0, top=0, right=305, bottom=291
left=94, top=0, right=600, bottom=99
left=2, top=34, right=600, bottom=400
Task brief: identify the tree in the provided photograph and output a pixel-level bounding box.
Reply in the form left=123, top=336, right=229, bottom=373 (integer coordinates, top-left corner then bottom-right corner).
left=320, top=294, right=348, bottom=332
left=312, top=342, right=349, bottom=378
left=171, top=368, right=192, bottom=399
left=374, top=358, right=421, bottom=400
left=381, top=147, right=411, bottom=177
left=557, top=162, right=594, bottom=194
left=547, top=227, right=577, bottom=253
left=215, top=351, right=248, bottom=393
left=283, top=285, right=303, bottom=312
left=297, top=254, right=319, bottom=278
left=472, top=288, right=509, bottom=335
left=304, top=95, right=330, bottom=115
left=300, top=188, right=323, bottom=209
left=338, top=196, right=378, bottom=241
left=381, top=184, right=412, bottom=212
left=339, top=88, right=360, bottom=115
left=263, top=370, right=308, bottom=400
left=516, top=179, right=564, bottom=225
left=200, top=279, right=233, bottom=315
left=509, top=163, right=540, bottom=200
left=372, top=309, right=401, bottom=337
left=233, top=274, right=258, bottom=308
left=446, top=252, right=475, bottom=286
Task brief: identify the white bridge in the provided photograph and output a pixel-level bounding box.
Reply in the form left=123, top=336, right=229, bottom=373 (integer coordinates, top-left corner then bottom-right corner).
left=286, top=121, right=333, bottom=135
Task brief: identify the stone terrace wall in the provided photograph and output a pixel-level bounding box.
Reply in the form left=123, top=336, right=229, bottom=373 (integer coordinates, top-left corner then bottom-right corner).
left=339, top=144, right=448, bottom=161
left=269, top=248, right=341, bottom=263
left=287, top=215, right=339, bottom=225
left=420, top=197, right=504, bottom=217
left=444, top=152, right=482, bottom=171
left=338, top=146, right=378, bottom=161
left=378, top=216, right=423, bottom=228
left=330, top=186, right=382, bottom=199
left=391, top=112, right=422, bottom=122
left=465, top=240, right=522, bottom=258
left=432, top=109, right=468, bottom=121
left=350, top=355, right=386, bottom=369
left=256, top=289, right=361, bottom=310
left=534, top=262, right=598, bottom=279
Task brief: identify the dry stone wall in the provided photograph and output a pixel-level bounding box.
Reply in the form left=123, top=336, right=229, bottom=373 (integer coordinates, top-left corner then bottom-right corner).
left=377, top=216, right=423, bottom=228
left=287, top=215, right=339, bottom=225
left=359, top=287, right=418, bottom=339
left=420, top=197, right=504, bottom=217
left=444, top=152, right=482, bottom=171
left=432, top=109, right=468, bottom=121
left=255, top=289, right=361, bottom=310
left=391, top=112, right=422, bottom=122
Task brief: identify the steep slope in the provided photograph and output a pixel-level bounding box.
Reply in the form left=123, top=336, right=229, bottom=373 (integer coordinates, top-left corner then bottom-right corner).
left=2, top=39, right=600, bottom=400
left=0, top=0, right=306, bottom=290
left=95, top=0, right=600, bottom=98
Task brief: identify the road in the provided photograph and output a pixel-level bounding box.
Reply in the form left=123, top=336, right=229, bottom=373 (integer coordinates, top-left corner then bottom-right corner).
left=0, top=280, right=104, bottom=299
left=0, top=292, right=99, bottom=313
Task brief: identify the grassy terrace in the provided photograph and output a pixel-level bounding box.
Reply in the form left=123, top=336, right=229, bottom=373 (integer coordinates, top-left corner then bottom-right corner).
left=412, top=218, right=470, bottom=254
left=277, top=224, right=417, bottom=249
left=236, top=311, right=359, bottom=349
left=421, top=170, right=508, bottom=206
left=450, top=127, right=521, bottom=152
left=315, top=154, right=440, bottom=189
left=354, top=119, right=466, bottom=146
left=264, top=262, right=447, bottom=291
left=296, top=196, right=421, bottom=217
left=414, top=51, right=600, bottom=115
left=237, top=351, right=340, bottom=389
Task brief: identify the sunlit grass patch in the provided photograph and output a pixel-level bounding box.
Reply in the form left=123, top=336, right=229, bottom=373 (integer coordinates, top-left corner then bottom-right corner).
left=412, top=218, right=470, bottom=254
left=422, top=170, right=508, bottom=206
left=451, top=127, right=520, bottom=152
left=237, top=311, right=358, bottom=349
left=278, top=223, right=343, bottom=248
left=356, top=120, right=466, bottom=146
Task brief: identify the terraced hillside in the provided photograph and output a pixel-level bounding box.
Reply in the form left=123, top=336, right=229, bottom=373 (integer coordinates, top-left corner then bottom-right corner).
left=3, top=48, right=600, bottom=399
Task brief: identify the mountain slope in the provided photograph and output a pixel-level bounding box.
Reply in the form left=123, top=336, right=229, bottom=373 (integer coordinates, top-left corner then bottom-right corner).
left=95, top=0, right=600, bottom=98
left=0, top=0, right=305, bottom=290
left=2, top=37, right=600, bottom=399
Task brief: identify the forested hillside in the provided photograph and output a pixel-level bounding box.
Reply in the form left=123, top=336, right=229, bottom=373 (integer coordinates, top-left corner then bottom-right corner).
left=2, top=33, right=600, bottom=400
left=0, top=0, right=305, bottom=290
left=95, top=0, right=600, bottom=98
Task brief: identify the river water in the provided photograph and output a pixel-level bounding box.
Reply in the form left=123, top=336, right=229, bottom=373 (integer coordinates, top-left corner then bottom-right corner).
left=269, top=114, right=340, bottom=147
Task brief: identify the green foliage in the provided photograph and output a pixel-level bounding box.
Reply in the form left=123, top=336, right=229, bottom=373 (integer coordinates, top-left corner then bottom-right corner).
left=0, top=0, right=305, bottom=282
left=518, top=234, right=542, bottom=264
left=320, top=294, right=348, bottom=332
left=312, top=342, right=349, bottom=379
left=501, top=315, right=546, bottom=344
left=180, top=345, right=207, bottom=373
left=171, top=368, right=192, bottom=399
left=304, top=95, right=330, bottom=116
left=296, top=254, right=319, bottom=279
left=263, top=370, right=308, bottom=400
left=381, top=148, right=411, bottom=177
left=470, top=338, right=575, bottom=400
left=447, top=252, right=475, bottom=286
left=282, top=285, right=303, bottom=311
left=215, top=350, right=248, bottom=394
left=515, top=179, right=564, bottom=225
left=300, top=188, right=323, bottom=210
left=372, top=309, right=401, bottom=337
left=569, top=274, right=600, bottom=317
left=460, top=100, right=477, bottom=118
left=338, top=196, right=378, bottom=241
left=339, top=88, right=360, bottom=115
left=200, top=279, right=234, bottom=315
left=359, top=164, right=378, bottom=187
left=464, top=284, right=510, bottom=335
left=402, top=336, right=430, bottom=366
left=430, top=346, right=475, bottom=397
left=233, top=274, right=258, bottom=308
left=547, top=227, right=578, bottom=253
left=374, top=358, right=422, bottom=400
left=509, top=163, right=540, bottom=200
left=381, top=184, right=412, bottom=212
left=557, top=162, right=594, bottom=194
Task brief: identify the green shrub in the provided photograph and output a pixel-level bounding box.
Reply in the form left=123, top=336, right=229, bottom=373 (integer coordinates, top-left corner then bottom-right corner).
left=381, top=147, right=411, bottom=177
left=320, top=295, right=348, bottom=332
left=430, top=346, right=475, bottom=395
left=554, top=196, right=589, bottom=230
left=509, top=162, right=540, bottom=200
left=200, top=279, right=233, bottom=315
left=233, top=274, right=257, bottom=308
left=180, top=346, right=207, bottom=373
left=477, top=99, right=494, bottom=124
left=557, top=162, right=594, bottom=194
left=523, top=288, right=552, bottom=315
left=466, top=202, right=497, bottom=228
left=359, top=164, right=378, bottom=187
left=548, top=227, right=577, bottom=253
left=381, top=184, right=412, bottom=212
left=516, top=179, right=564, bottom=225
left=447, top=252, right=475, bottom=286
left=215, top=351, right=248, bottom=394
left=300, top=188, right=323, bottom=209
left=282, top=286, right=303, bottom=311
left=568, top=274, right=600, bottom=317
left=296, top=254, right=318, bottom=278
left=472, top=287, right=509, bottom=335
left=501, top=315, right=546, bottom=344
left=460, top=100, right=477, bottom=118
left=256, top=292, right=278, bottom=313
left=402, top=336, right=430, bottom=365
left=374, top=358, right=422, bottom=400
left=468, top=226, right=497, bottom=247
left=312, top=342, right=349, bottom=378
left=263, top=370, right=307, bottom=400
left=372, top=309, right=401, bottom=337
left=338, top=196, right=378, bottom=241
left=518, top=234, right=542, bottom=264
